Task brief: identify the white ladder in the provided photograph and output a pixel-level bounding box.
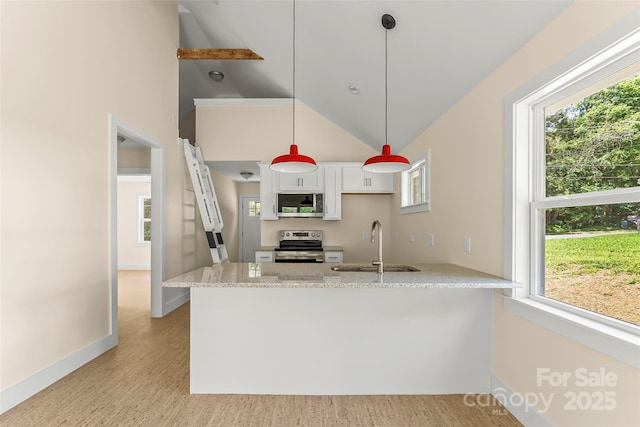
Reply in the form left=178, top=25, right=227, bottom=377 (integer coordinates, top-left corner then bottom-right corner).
left=183, top=139, right=229, bottom=263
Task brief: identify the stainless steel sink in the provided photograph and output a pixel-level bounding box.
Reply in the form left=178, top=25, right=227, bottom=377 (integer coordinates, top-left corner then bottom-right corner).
left=330, top=264, right=420, bottom=273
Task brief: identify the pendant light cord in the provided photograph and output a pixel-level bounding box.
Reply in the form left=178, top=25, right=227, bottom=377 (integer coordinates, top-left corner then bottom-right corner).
left=385, top=27, right=388, bottom=147
left=292, top=0, right=296, bottom=146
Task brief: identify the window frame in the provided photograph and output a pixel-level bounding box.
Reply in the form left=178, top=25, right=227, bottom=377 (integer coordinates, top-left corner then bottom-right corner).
left=400, top=149, right=431, bottom=215
left=137, top=193, right=151, bottom=245
left=504, top=27, right=640, bottom=368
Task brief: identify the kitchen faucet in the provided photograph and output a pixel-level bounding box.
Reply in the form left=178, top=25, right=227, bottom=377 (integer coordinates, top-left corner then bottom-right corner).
left=370, top=220, right=383, bottom=273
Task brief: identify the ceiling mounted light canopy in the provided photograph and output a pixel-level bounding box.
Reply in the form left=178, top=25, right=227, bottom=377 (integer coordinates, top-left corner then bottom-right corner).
left=239, top=171, right=254, bottom=180
left=362, top=14, right=410, bottom=174
left=270, top=0, right=317, bottom=174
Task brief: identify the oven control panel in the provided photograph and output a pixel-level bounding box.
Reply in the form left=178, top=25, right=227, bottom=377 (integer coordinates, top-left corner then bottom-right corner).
left=279, top=230, right=323, bottom=241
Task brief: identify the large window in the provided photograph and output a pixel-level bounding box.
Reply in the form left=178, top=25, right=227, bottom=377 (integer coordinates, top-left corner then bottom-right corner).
left=536, top=74, right=640, bottom=326
left=507, top=28, right=640, bottom=354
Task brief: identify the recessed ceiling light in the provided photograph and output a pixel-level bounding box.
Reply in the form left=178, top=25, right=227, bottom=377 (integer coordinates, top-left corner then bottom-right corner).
left=208, top=70, right=225, bottom=82
left=348, top=85, right=360, bottom=95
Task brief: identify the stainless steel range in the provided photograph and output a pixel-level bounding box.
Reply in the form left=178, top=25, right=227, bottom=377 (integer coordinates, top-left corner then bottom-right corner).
left=274, top=230, right=323, bottom=263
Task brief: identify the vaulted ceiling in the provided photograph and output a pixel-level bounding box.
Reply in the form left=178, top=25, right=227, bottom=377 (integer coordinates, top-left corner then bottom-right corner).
left=179, top=0, right=573, bottom=155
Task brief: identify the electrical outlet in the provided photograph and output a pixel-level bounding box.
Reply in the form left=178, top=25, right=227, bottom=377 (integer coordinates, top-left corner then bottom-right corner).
left=409, top=234, right=415, bottom=243
left=464, top=237, right=471, bottom=253
left=428, top=234, right=435, bottom=247
left=363, top=231, right=369, bottom=239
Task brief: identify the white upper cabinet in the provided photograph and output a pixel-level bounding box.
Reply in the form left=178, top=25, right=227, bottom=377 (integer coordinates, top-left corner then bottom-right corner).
left=323, top=166, right=342, bottom=220
left=341, top=165, right=394, bottom=193
left=277, top=168, right=324, bottom=193
left=258, top=164, right=278, bottom=220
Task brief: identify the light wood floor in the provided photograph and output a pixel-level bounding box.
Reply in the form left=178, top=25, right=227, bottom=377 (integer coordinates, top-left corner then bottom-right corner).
left=1, top=270, right=522, bottom=426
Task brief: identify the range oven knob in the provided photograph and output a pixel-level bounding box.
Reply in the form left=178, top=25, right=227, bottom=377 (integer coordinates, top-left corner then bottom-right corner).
left=285, top=232, right=291, bottom=237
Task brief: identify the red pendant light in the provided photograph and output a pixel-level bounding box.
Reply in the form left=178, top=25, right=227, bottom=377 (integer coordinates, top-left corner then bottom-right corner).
left=270, top=0, right=317, bottom=173
left=270, top=144, right=317, bottom=173
left=363, top=144, right=410, bottom=173
left=362, top=14, right=410, bottom=174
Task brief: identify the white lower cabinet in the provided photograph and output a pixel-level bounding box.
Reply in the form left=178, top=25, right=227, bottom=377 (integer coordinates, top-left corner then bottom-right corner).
left=324, top=251, right=343, bottom=263
left=255, top=251, right=274, bottom=263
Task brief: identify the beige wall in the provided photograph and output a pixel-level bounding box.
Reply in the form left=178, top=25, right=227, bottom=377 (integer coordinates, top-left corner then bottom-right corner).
left=0, top=0, right=188, bottom=393
left=117, top=181, right=151, bottom=269
left=196, top=102, right=378, bottom=162
left=117, top=147, right=151, bottom=170
left=391, top=1, right=640, bottom=425
left=494, top=294, right=640, bottom=425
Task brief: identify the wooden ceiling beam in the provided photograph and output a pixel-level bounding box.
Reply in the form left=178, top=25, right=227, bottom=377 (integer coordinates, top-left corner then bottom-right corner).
left=177, top=48, right=264, bottom=60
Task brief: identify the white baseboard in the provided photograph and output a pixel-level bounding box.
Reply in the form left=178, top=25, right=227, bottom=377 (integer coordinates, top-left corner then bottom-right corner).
left=490, top=375, right=553, bottom=427
left=117, top=265, right=151, bottom=270
left=0, top=333, right=117, bottom=414
left=163, top=288, right=190, bottom=316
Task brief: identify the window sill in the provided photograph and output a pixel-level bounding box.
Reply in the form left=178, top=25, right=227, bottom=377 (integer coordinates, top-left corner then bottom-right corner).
left=502, top=296, right=640, bottom=368
left=400, top=202, right=430, bottom=215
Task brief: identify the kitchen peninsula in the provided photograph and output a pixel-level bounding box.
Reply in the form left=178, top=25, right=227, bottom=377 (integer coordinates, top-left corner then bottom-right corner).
left=164, top=263, right=521, bottom=395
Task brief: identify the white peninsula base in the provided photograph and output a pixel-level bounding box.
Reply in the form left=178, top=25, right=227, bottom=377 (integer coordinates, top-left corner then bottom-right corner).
left=190, top=287, right=492, bottom=395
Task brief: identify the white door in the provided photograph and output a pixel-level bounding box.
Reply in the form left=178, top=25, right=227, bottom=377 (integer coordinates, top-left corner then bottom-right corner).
left=240, top=196, right=261, bottom=262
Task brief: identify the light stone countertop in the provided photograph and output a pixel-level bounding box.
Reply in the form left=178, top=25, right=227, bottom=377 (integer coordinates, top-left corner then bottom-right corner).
left=163, top=263, right=522, bottom=289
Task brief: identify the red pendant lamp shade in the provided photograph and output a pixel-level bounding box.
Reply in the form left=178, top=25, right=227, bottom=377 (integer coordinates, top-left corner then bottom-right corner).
left=270, top=144, right=317, bottom=173
left=363, top=14, right=410, bottom=174
left=362, top=144, right=410, bottom=173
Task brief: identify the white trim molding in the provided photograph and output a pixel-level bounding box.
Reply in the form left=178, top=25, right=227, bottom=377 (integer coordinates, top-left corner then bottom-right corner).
left=0, top=334, right=117, bottom=414
left=490, top=375, right=554, bottom=427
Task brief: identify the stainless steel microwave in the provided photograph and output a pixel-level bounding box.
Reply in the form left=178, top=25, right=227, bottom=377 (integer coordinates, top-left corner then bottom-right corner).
left=277, top=193, right=324, bottom=218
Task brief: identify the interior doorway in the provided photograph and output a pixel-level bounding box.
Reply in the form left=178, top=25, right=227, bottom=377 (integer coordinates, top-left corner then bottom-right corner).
left=116, top=174, right=151, bottom=315
left=239, top=195, right=261, bottom=262
left=110, top=115, right=166, bottom=335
